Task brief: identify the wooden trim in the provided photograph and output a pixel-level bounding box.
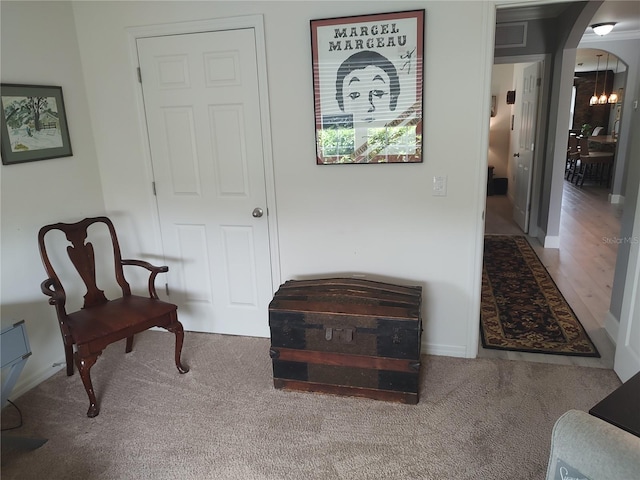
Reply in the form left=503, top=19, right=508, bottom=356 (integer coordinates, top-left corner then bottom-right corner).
left=273, top=289, right=419, bottom=305
left=273, top=378, right=418, bottom=404
left=273, top=347, right=419, bottom=373
left=269, top=299, right=419, bottom=319
left=278, top=278, right=421, bottom=297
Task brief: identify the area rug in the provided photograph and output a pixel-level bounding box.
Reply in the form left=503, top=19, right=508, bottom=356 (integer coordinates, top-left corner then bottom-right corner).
left=480, top=235, right=599, bottom=357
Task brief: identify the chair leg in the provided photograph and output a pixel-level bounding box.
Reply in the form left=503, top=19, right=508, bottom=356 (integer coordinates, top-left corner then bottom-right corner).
left=65, top=344, right=74, bottom=376
left=75, top=352, right=100, bottom=417
left=125, top=335, right=134, bottom=353
left=167, top=322, right=189, bottom=374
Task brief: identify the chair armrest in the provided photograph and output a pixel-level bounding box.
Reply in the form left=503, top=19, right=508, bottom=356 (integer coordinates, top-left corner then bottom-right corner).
left=41, top=278, right=73, bottom=339
left=40, top=278, right=65, bottom=307
left=121, top=259, right=168, bottom=273
left=121, top=259, right=169, bottom=300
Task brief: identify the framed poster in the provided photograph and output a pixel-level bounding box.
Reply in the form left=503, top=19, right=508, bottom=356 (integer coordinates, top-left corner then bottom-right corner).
left=1, top=84, right=72, bottom=165
left=311, top=10, right=424, bottom=165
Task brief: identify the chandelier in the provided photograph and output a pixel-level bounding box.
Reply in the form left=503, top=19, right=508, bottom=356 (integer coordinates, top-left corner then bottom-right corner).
left=589, top=54, right=602, bottom=106
left=608, top=58, right=619, bottom=104
left=598, top=54, right=610, bottom=104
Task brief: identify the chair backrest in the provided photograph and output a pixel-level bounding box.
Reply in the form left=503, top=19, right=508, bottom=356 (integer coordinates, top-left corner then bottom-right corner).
left=38, top=217, right=132, bottom=310
left=591, top=126, right=604, bottom=136
left=568, top=135, right=578, bottom=153
left=579, top=137, right=590, bottom=156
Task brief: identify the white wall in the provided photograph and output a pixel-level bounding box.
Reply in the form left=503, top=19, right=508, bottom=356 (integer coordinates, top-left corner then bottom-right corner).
left=613, top=50, right=640, bottom=382
left=577, top=36, right=640, bottom=323
left=0, top=1, right=105, bottom=397
left=71, top=0, right=494, bottom=358
left=489, top=64, right=514, bottom=181
left=1, top=1, right=495, bottom=398
left=608, top=70, right=626, bottom=135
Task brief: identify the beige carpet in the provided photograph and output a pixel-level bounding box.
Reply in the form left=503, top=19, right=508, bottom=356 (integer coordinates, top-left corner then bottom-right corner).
left=1, top=330, right=621, bottom=480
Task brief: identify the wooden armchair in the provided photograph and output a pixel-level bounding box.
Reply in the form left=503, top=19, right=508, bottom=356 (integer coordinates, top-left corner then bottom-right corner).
left=38, top=217, right=188, bottom=417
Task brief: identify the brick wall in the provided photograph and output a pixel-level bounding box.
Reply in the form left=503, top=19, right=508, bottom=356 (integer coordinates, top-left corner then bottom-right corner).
left=573, top=70, right=614, bottom=134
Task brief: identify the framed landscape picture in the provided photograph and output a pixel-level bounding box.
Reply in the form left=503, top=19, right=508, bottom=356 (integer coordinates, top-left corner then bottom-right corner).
left=1, top=84, right=72, bottom=165
left=311, top=10, right=424, bottom=164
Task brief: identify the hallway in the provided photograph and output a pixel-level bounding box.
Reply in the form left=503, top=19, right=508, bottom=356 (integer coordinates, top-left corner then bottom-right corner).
left=479, top=183, right=622, bottom=368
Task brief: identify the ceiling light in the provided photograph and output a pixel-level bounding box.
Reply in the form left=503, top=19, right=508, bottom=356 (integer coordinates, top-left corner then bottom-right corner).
left=591, top=22, right=616, bottom=36
left=590, top=54, right=601, bottom=106
left=608, top=58, right=619, bottom=104
left=598, top=54, right=610, bottom=104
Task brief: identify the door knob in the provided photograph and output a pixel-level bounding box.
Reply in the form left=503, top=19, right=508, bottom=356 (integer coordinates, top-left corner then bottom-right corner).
left=513, top=153, right=520, bottom=157
left=252, top=207, right=264, bottom=218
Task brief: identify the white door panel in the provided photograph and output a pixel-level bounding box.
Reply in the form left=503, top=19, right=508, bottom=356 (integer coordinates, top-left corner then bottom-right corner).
left=513, top=63, right=540, bottom=233
left=137, top=29, right=272, bottom=337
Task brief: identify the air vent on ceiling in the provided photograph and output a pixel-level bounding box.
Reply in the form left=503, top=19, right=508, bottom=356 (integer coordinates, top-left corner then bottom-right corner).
left=495, top=22, right=527, bottom=49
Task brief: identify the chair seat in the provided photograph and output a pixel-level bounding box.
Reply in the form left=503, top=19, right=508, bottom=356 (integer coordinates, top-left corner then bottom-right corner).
left=66, top=296, right=177, bottom=345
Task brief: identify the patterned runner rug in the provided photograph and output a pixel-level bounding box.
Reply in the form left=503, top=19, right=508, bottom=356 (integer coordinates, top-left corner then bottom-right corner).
left=480, top=235, right=599, bottom=357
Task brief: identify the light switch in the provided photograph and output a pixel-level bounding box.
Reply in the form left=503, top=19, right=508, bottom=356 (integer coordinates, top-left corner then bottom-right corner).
left=433, top=175, right=447, bottom=196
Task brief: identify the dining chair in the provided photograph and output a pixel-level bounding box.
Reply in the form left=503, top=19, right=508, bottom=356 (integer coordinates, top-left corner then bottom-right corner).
left=575, top=138, right=614, bottom=187
left=565, top=135, right=580, bottom=181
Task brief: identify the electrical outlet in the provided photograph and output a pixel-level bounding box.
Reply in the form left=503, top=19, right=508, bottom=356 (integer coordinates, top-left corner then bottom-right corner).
left=433, top=175, right=447, bottom=196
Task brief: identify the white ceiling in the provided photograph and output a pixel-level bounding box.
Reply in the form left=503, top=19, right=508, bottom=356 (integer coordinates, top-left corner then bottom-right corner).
left=576, top=0, right=640, bottom=72
left=575, top=48, right=626, bottom=73
left=582, top=0, right=640, bottom=39
left=496, top=1, right=639, bottom=72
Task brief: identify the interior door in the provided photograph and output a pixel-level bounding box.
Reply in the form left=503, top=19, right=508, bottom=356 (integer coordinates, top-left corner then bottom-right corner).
left=513, top=62, right=540, bottom=233
left=137, top=29, right=272, bottom=337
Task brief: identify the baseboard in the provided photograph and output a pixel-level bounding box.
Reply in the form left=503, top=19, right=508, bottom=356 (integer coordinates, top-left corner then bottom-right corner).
left=608, top=194, right=625, bottom=205
left=604, top=311, right=619, bottom=346
left=423, top=341, right=467, bottom=358
left=527, top=223, right=538, bottom=238
left=543, top=235, right=560, bottom=249
left=6, top=358, right=65, bottom=403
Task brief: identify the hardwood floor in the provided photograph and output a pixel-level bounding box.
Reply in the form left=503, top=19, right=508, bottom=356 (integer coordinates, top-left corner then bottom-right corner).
left=479, top=182, right=623, bottom=368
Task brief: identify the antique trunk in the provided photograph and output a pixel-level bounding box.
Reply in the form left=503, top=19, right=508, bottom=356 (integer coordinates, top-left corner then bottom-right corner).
left=269, top=278, right=422, bottom=404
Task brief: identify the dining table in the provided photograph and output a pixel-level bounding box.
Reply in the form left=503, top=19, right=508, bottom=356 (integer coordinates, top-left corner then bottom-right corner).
left=589, top=135, right=617, bottom=146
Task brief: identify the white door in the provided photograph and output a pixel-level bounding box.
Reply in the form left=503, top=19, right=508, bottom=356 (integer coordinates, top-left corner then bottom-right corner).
left=137, top=29, right=272, bottom=337
left=513, top=63, right=540, bottom=233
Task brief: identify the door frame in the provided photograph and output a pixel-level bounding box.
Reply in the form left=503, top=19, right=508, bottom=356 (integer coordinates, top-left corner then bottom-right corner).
left=493, top=54, right=550, bottom=239
left=615, top=185, right=640, bottom=381
left=127, top=15, right=281, bottom=294
left=613, top=87, right=640, bottom=382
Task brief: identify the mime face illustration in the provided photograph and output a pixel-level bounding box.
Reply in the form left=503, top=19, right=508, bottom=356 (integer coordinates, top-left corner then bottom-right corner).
left=335, top=51, right=400, bottom=125
left=343, top=66, right=391, bottom=124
